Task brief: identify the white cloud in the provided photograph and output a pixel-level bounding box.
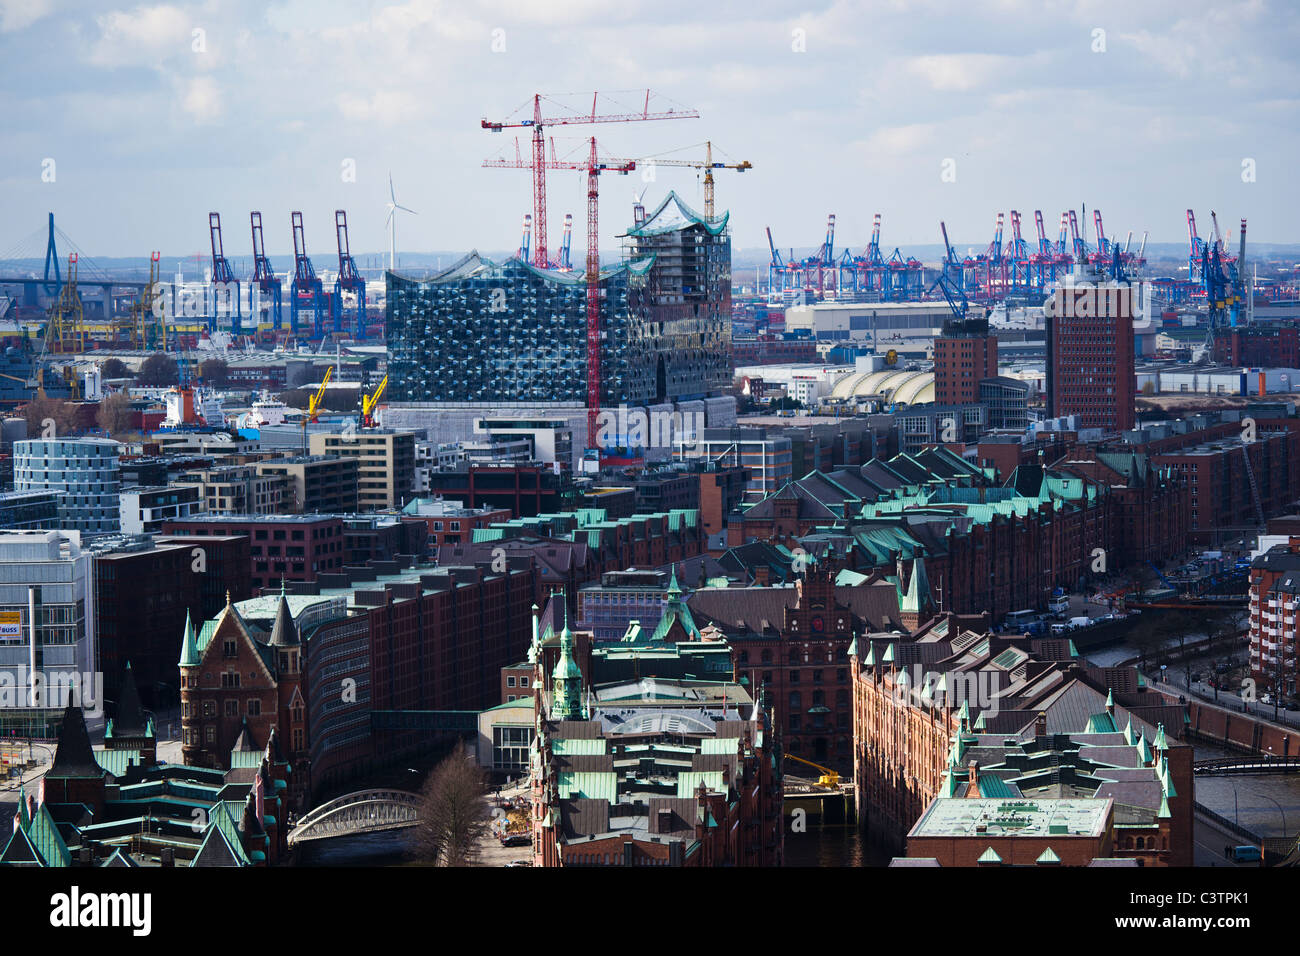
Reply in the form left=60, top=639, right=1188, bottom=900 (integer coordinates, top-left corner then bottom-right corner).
left=180, top=73, right=221, bottom=120
left=90, top=4, right=192, bottom=66
left=0, top=0, right=54, bottom=32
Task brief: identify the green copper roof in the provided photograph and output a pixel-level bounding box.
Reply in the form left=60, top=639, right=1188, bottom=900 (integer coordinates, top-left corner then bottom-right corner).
left=898, top=556, right=931, bottom=614
left=27, top=802, right=70, bottom=868
left=1153, top=723, right=1168, bottom=751
left=977, top=846, right=1002, bottom=864
left=179, top=609, right=199, bottom=667
left=1036, top=846, right=1061, bottom=864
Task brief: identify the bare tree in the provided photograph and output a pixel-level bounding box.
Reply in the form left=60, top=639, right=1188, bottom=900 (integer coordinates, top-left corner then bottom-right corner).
left=22, top=394, right=79, bottom=438
left=410, top=742, right=490, bottom=867
left=97, top=391, right=136, bottom=438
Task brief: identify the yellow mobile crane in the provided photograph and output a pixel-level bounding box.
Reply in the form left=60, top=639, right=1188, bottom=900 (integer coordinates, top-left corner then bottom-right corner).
left=361, top=374, right=387, bottom=428
left=301, top=365, right=333, bottom=453
left=784, top=754, right=841, bottom=789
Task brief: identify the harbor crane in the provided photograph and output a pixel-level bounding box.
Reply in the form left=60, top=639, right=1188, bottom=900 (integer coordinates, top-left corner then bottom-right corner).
left=209, top=213, right=240, bottom=334
left=290, top=211, right=325, bottom=339
left=249, top=211, right=283, bottom=334
left=332, top=210, right=367, bottom=339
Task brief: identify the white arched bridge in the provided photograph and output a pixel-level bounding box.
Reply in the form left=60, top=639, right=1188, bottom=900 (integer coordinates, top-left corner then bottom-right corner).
left=287, top=789, right=422, bottom=846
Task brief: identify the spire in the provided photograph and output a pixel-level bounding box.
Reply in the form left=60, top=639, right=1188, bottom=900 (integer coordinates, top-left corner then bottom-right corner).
left=47, top=702, right=103, bottom=779
left=1153, top=722, right=1168, bottom=752
left=268, top=585, right=299, bottom=647
left=108, top=660, right=148, bottom=738
left=1105, top=687, right=1114, bottom=715
left=899, top=556, right=931, bottom=615
left=179, top=610, right=200, bottom=667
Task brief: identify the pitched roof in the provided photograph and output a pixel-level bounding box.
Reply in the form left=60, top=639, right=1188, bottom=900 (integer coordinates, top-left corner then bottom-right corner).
left=267, top=582, right=299, bottom=648
left=46, top=703, right=104, bottom=780
left=108, top=660, right=150, bottom=738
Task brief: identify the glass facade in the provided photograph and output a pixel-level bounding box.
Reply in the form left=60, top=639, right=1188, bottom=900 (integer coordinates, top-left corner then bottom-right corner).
left=386, top=193, right=732, bottom=407
left=13, top=439, right=121, bottom=533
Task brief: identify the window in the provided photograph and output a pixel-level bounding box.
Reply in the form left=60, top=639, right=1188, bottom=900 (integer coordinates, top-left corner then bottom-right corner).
left=520, top=676, right=529, bottom=688
left=224, top=700, right=237, bottom=717
left=247, top=699, right=261, bottom=716
left=223, top=640, right=237, bottom=658
left=507, top=676, right=516, bottom=688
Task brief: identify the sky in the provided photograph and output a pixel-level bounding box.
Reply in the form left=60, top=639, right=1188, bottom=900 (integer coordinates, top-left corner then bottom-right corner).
left=1, top=0, right=1298, bottom=263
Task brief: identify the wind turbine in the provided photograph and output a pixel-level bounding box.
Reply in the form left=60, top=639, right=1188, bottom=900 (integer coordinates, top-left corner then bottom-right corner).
left=385, top=173, right=417, bottom=271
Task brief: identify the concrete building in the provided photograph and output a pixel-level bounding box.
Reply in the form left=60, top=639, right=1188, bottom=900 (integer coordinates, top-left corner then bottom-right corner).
left=784, top=300, right=952, bottom=356
left=118, top=485, right=203, bottom=535
left=13, top=438, right=122, bottom=533
left=175, top=464, right=284, bottom=515
left=674, top=428, right=793, bottom=505
left=309, top=430, right=416, bottom=511
left=0, top=530, right=96, bottom=737
left=254, top=455, right=360, bottom=513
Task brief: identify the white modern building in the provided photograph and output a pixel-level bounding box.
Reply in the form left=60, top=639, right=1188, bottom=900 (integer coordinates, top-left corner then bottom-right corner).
left=13, top=438, right=122, bottom=533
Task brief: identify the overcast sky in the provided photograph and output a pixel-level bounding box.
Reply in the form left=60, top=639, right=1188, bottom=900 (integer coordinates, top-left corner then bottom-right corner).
left=1, top=0, right=1297, bottom=263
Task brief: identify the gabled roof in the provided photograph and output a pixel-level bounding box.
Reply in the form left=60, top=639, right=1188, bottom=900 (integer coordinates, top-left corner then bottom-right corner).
left=0, top=826, right=42, bottom=866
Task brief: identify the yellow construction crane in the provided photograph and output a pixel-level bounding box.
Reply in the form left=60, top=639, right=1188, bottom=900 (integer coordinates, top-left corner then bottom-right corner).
left=361, top=373, right=387, bottom=428
left=637, top=141, right=751, bottom=218
left=129, top=252, right=164, bottom=351
left=46, top=253, right=85, bottom=354
left=301, top=365, right=333, bottom=453
left=784, top=754, right=841, bottom=789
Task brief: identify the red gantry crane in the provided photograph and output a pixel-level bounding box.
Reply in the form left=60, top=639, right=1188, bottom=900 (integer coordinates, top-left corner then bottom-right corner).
left=481, top=90, right=698, bottom=269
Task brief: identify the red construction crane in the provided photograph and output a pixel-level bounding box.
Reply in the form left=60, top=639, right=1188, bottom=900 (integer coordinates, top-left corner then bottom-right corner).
left=485, top=135, right=640, bottom=447
left=481, top=90, right=698, bottom=268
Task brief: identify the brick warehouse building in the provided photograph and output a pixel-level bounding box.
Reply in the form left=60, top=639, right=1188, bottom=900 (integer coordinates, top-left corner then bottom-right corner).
left=849, top=616, right=1193, bottom=863
left=685, top=563, right=905, bottom=770
left=1108, top=412, right=1300, bottom=544
left=180, top=557, right=538, bottom=799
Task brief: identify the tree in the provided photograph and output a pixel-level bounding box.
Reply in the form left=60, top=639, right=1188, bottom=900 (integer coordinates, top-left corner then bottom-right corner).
left=409, top=742, right=490, bottom=867
left=199, top=358, right=229, bottom=386
left=137, top=352, right=178, bottom=386
left=100, top=358, right=131, bottom=380
left=97, top=391, right=136, bottom=438
left=22, top=394, right=79, bottom=438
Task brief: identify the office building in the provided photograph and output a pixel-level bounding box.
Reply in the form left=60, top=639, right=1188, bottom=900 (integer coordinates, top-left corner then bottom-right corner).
left=13, top=438, right=122, bottom=533
left=309, top=430, right=416, bottom=511
left=254, top=455, right=360, bottom=513
left=933, top=316, right=998, bottom=406
left=0, top=530, right=96, bottom=737
left=1045, top=267, right=1137, bottom=433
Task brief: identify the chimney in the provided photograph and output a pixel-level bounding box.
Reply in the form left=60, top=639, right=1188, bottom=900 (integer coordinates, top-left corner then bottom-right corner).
left=1035, top=711, right=1047, bottom=738
left=160, top=847, right=175, bottom=867
left=967, top=760, right=980, bottom=797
